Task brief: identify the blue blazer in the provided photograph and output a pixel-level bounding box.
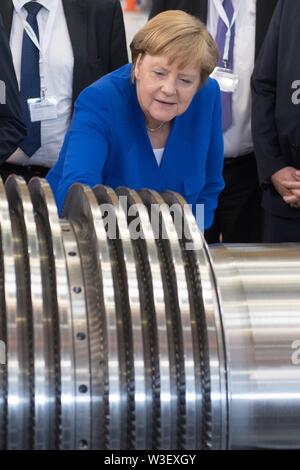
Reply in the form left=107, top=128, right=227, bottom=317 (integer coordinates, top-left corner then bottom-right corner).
left=47, top=64, right=224, bottom=229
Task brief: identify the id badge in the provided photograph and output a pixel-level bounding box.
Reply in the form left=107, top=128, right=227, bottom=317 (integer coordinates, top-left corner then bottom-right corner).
left=210, top=67, right=239, bottom=93
left=28, top=96, right=58, bottom=122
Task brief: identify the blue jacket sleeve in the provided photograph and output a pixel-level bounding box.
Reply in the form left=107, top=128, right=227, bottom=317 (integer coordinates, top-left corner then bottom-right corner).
left=196, top=82, right=224, bottom=230
left=48, top=85, right=112, bottom=213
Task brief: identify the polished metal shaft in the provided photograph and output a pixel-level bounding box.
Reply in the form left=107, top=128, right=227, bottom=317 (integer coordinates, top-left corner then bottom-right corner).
left=0, top=176, right=299, bottom=449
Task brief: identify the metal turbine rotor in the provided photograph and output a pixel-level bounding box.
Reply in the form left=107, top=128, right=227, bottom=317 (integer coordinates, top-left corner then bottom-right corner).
left=0, top=175, right=299, bottom=449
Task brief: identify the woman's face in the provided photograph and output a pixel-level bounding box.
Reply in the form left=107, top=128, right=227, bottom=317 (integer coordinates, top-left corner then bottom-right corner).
left=134, top=53, right=201, bottom=128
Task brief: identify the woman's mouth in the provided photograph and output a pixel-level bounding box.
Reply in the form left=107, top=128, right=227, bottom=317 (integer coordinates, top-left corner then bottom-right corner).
left=155, top=99, right=176, bottom=107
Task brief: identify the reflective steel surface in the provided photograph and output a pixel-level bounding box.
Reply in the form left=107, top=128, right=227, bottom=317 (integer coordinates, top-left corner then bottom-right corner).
left=209, top=244, right=300, bottom=449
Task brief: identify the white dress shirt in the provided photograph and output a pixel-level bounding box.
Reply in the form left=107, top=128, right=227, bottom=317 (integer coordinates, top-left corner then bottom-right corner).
left=153, top=147, right=164, bottom=166
left=9, top=0, right=74, bottom=168
left=207, top=0, right=256, bottom=158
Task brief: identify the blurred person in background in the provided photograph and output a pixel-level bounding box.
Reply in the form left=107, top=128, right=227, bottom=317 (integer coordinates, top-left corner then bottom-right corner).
left=252, top=0, right=300, bottom=242
left=0, top=14, right=26, bottom=162
left=150, top=0, right=278, bottom=243
left=0, top=0, right=128, bottom=182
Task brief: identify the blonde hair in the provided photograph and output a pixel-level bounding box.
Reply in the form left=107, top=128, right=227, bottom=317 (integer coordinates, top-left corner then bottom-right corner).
left=130, top=10, right=218, bottom=84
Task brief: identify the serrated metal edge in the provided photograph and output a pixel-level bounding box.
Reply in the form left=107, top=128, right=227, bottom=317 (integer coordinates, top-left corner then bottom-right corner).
left=5, top=176, right=35, bottom=449
left=139, top=189, right=197, bottom=450
left=0, top=178, right=9, bottom=450
left=93, top=185, right=146, bottom=450
left=29, top=178, right=72, bottom=449
left=63, top=185, right=109, bottom=450
left=14, top=178, right=52, bottom=450
left=116, top=188, right=163, bottom=449
left=60, top=219, right=91, bottom=449
left=0, top=226, right=6, bottom=450
left=161, top=190, right=212, bottom=450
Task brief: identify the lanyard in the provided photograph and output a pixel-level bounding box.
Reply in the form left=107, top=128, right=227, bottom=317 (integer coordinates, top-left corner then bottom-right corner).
left=213, top=0, right=241, bottom=65
left=15, top=1, right=59, bottom=97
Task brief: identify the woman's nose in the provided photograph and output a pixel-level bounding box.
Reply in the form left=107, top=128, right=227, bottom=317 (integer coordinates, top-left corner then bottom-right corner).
left=161, top=78, right=176, bottom=95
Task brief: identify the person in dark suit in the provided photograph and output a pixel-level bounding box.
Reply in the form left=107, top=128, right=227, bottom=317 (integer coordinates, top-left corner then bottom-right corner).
left=0, top=14, right=26, bottom=162
left=252, top=0, right=300, bottom=242
left=0, top=0, right=128, bottom=182
left=150, top=0, right=278, bottom=243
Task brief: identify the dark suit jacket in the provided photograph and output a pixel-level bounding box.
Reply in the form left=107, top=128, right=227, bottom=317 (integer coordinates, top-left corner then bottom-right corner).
left=149, top=0, right=278, bottom=60
left=0, top=14, right=26, bottom=161
left=252, top=0, right=300, bottom=218
left=0, top=0, right=128, bottom=106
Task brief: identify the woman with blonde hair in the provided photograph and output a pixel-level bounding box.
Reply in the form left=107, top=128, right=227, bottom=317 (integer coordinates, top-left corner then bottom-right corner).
left=47, top=10, right=224, bottom=229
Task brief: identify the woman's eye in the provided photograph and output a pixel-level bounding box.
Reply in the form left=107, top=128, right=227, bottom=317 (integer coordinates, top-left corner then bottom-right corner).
left=154, top=70, right=164, bottom=76
left=180, top=78, right=192, bottom=84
